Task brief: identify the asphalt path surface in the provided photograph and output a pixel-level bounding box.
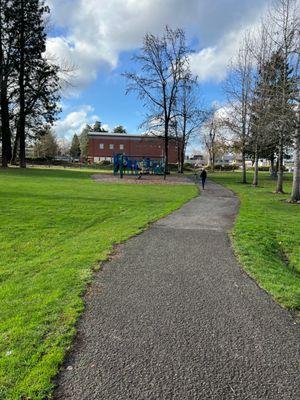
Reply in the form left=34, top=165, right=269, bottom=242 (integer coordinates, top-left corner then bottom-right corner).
left=54, top=181, right=300, bottom=400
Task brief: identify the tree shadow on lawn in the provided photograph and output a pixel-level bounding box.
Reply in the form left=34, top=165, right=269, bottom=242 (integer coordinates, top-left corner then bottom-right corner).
left=0, top=189, right=172, bottom=205
left=0, top=167, right=102, bottom=180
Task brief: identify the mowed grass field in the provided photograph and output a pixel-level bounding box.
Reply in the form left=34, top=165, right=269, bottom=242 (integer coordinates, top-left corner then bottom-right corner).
left=0, top=168, right=198, bottom=400
left=211, top=172, right=300, bottom=311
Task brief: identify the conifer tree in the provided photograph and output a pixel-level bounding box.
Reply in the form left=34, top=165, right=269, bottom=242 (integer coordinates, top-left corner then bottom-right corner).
left=70, top=134, right=81, bottom=159
left=0, top=0, right=61, bottom=167
left=0, top=0, right=15, bottom=167
left=79, top=125, right=91, bottom=160
left=113, top=125, right=127, bottom=133
left=10, top=0, right=60, bottom=167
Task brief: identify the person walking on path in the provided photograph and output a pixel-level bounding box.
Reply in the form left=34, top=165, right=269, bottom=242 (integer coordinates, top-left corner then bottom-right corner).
left=200, top=168, right=207, bottom=189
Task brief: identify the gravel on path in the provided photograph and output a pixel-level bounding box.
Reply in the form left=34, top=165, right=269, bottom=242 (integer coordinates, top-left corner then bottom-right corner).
left=54, top=181, right=300, bottom=400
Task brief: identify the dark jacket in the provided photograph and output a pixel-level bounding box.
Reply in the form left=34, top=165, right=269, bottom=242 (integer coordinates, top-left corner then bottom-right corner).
left=200, top=170, right=207, bottom=179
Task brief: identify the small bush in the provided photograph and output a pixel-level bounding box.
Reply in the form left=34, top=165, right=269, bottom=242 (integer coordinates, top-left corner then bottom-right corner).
left=100, top=160, right=112, bottom=166
left=248, top=166, right=270, bottom=172
left=183, top=163, right=194, bottom=171
left=207, top=164, right=239, bottom=171
left=258, top=166, right=270, bottom=171
left=168, top=163, right=179, bottom=172
left=248, top=166, right=288, bottom=172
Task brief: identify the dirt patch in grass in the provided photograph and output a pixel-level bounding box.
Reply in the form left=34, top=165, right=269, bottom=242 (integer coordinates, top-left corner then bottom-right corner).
left=92, top=173, right=195, bottom=185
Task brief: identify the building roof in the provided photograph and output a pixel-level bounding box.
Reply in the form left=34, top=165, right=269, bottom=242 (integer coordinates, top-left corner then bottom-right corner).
left=88, top=132, right=156, bottom=138
left=88, top=132, right=182, bottom=142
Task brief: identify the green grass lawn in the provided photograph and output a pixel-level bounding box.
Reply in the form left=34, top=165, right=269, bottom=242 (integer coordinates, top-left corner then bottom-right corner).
left=0, top=168, right=198, bottom=400
left=210, top=172, right=300, bottom=311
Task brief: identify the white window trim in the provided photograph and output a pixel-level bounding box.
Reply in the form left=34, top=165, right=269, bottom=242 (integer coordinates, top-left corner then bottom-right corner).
left=99, top=143, right=104, bottom=149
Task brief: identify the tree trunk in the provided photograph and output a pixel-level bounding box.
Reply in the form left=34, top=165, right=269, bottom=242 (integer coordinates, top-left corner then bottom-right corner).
left=11, top=131, right=20, bottom=164
left=275, top=140, right=285, bottom=194
left=164, top=120, right=169, bottom=179
left=290, top=111, right=300, bottom=202
left=212, top=153, right=215, bottom=173
left=269, top=153, right=277, bottom=179
left=18, top=0, right=26, bottom=168
left=177, top=142, right=184, bottom=174
left=181, top=141, right=185, bottom=173
left=252, top=145, right=259, bottom=186
left=0, top=6, right=11, bottom=168
left=177, top=141, right=180, bottom=172
left=0, top=82, right=11, bottom=168
left=208, top=150, right=214, bottom=172
left=177, top=140, right=183, bottom=173
left=241, top=150, right=247, bottom=184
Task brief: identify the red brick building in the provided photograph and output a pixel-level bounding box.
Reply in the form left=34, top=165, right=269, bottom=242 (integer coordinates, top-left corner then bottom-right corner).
left=88, top=132, right=180, bottom=163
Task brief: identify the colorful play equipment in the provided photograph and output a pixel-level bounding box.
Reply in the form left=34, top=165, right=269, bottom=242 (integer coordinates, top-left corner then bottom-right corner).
left=113, top=154, right=165, bottom=178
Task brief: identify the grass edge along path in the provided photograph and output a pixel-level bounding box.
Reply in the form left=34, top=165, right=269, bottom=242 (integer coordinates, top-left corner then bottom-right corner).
left=0, top=168, right=198, bottom=400
left=210, top=172, right=300, bottom=314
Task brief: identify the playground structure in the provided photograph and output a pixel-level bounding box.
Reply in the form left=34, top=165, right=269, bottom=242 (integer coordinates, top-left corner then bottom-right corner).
left=113, top=154, right=165, bottom=178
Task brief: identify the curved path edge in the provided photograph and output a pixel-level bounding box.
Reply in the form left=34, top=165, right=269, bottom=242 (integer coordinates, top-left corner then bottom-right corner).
left=54, top=181, right=300, bottom=400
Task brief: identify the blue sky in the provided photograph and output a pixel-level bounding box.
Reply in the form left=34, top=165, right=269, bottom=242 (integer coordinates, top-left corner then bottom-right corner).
left=46, top=0, right=269, bottom=150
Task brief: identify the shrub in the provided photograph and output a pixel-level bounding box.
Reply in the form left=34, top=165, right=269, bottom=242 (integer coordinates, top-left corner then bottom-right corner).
left=168, top=163, right=179, bottom=172
left=100, top=160, right=112, bottom=166
left=207, top=164, right=239, bottom=171
left=183, top=163, right=194, bottom=171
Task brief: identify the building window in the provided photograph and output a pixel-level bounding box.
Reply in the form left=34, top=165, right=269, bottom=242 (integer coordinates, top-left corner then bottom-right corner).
left=109, top=144, right=114, bottom=150
left=99, top=143, right=104, bottom=149
left=120, top=144, right=124, bottom=150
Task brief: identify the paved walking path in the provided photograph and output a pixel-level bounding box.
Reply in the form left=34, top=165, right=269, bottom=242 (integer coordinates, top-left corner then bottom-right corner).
left=54, top=181, right=300, bottom=400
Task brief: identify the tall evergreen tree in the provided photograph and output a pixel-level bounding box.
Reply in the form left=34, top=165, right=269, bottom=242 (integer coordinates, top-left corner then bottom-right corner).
left=11, top=0, right=60, bottom=168
left=70, top=134, right=81, bottom=159
left=0, top=0, right=15, bottom=167
left=92, top=121, right=107, bottom=132
left=113, top=125, right=127, bottom=133
left=247, top=50, right=296, bottom=188
left=257, top=51, right=296, bottom=191
left=268, top=0, right=299, bottom=194
left=79, top=124, right=91, bottom=160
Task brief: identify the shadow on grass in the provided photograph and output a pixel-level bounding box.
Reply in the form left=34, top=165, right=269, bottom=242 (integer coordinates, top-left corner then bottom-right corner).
left=0, top=167, right=109, bottom=181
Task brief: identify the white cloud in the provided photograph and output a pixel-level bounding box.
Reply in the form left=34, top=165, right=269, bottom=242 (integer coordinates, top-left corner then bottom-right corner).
left=189, top=14, right=266, bottom=83
left=190, top=30, right=242, bottom=82
left=46, top=0, right=269, bottom=91
left=53, top=105, right=101, bottom=139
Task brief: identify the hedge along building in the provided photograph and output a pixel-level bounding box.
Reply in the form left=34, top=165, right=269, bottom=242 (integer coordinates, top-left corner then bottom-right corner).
left=88, top=132, right=181, bottom=164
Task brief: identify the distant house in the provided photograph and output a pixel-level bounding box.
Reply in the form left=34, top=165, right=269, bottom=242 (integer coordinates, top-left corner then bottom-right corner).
left=88, top=132, right=180, bottom=163
left=190, top=154, right=204, bottom=161
left=214, top=153, right=241, bottom=166
left=185, top=154, right=206, bottom=166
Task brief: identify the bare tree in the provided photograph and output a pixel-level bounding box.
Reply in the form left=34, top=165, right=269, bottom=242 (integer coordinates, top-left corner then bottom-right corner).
left=124, top=26, right=190, bottom=178
left=202, top=106, right=225, bottom=172
left=174, top=73, right=205, bottom=173
left=33, top=127, right=58, bottom=159
left=248, top=23, right=275, bottom=187
left=291, top=105, right=300, bottom=201
left=267, top=0, right=299, bottom=193
left=288, top=5, right=300, bottom=201
left=223, top=33, right=255, bottom=183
